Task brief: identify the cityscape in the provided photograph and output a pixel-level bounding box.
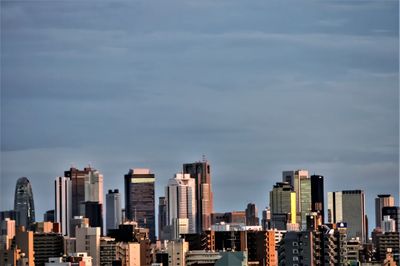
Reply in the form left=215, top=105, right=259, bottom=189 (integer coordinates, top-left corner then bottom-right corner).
left=0, top=161, right=399, bottom=265
left=1, top=0, right=399, bottom=266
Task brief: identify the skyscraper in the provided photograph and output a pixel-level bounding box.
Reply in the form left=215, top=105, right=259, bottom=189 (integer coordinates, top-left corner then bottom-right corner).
left=375, top=194, right=395, bottom=229
left=158, top=196, right=167, bottom=240
left=269, top=182, right=296, bottom=229
left=245, top=203, right=259, bottom=226
left=328, top=190, right=366, bottom=243
left=106, top=189, right=121, bottom=232
left=54, top=176, right=72, bottom=236
left=14, top=177, right=35, bottom=229
left=165, top=173, right=197, bottom=238
left=124, top=168, right=155, bottom=242
left=382, top=206, right=400, bottom=232
left=183, top=160, right=213, bottom=232
left=64, top=167, right=103, bottom=218
left=310, top=175, right=324, bottom=223
left=282, top=170, right=311, bottom=228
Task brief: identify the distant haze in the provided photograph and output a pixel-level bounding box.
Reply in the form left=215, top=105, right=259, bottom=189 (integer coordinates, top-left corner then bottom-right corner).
left=1, top=0, right=398, bottom=232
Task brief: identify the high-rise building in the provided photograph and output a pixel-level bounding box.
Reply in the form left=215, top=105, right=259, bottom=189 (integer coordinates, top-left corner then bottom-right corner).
left=106, top=189, right=121, bottom=233
left=83, top=201, right=103, bottom=232
left=166, top=173, right=197, bottom=238
left=54, top=176, right=72, bottom=236
left=14, top=177, right=35, bottom=229
left=76, top=225, right=100, bottom=266
left=310, top=175, right=324, bottom=223
left=282, top=170, right=311, bottom=228
left=183, top=160, right=214, bottom=232
left=245, top=203, right=259, bottom=226
left=375, top=194, right=395, bottom=229
left=43, top=210, right=55, bottom=223
left=124, top=168, right=155, bottom=242
left=328, top=190, right=366, bottom=243
left=269, top=182, right=296, bottom=229
left=261, top=207, right=271, bottom=230
left=382, top=206, right=400, bottom=232
left=158, top=196, right=167, bottom=240
left=64, top=167, right=103, bottom=218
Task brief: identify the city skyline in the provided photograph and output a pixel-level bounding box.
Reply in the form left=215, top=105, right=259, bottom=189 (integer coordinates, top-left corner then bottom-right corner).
left=1, top=0, right=399, bottom=235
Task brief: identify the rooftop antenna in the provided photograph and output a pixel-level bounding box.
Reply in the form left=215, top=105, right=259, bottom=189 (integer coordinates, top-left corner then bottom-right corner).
left=202, top=154, right=207, bottom=162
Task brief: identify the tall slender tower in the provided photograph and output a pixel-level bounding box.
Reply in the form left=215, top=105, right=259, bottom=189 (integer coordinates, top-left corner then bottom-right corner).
left=124, top=168, right=155, bottom=242
left=55, top=176, right=72, bottom=236
left=375, top=194, right=394, bottom=229
left=311, top=175, right=324, bottom=223
left=158, top=197, right=167, bottom=240
left=14, top=177, right=35, bottom=229
left=166, top=173, right=197, bottom=238
left=183, top=159, right=213, bottom=232
left=106, top=189, right=121, bottom=232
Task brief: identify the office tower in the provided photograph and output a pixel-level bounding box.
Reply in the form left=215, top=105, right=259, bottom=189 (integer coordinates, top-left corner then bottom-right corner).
left=33, top=232, right=64, bottom=266
left=382, top=206, right=400, bottom=232
left=278, top=231, right=315, bottom=266
left=64, top=167, right=103, bottom=218
left=83, top=201, right=103, bottom=231
left=15, top=226, right=35, bottom=266
left=261, top=207, right=271, bottom=230
left=166, top=173, right=197, bottom=238
left=43, top=210, right=55, bottom=222
left=382, top=216, right=396, bottom=233
left=282, top=170, right=311, bottom=228
left=310, top=175, right=324, bottom=223
left=245, top=203, right=259, bottom=226
left=124, top=168, right=156, bottom=242
left=167, top=239, right=189, bottom=266
left=375, top=195, right=395, bottom=229
left=100, top=237, right=116, bottom=266
left=183, top=159, right=214, bottom=232
left=269, top=182, right=296, bottom=229
left=106, top=189, right=121, bottom=233
left=76, top=225, right=100, bottom=266
left=328, top=190, right=366, bottom=243
left=54, top=176, right=72, bottom=236
left=158, top=196, right=167, bottom=240
left=14, top=177, right=35, bottom=229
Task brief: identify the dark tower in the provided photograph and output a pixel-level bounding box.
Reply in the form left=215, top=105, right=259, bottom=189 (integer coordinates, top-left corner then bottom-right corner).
left=183, top=160, right=213, bottom=232
left=124, top=169, right=155, bottom=242
left=14, top=177, right=35, bottom=229
left=311, top=175, right=324, bottom=223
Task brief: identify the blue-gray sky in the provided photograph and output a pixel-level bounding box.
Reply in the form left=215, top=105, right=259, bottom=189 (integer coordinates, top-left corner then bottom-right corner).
left=1, top=0, right=398, bottom=231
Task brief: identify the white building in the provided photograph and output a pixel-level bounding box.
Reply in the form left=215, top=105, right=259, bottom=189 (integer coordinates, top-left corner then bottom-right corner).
left=55, top=176, right=72, bottom=236
left=167, top=239, right=189, bottom=266
left=166, top=173, right=197, bottom=238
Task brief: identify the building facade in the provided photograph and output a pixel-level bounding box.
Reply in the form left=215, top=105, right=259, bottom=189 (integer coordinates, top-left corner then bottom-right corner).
left=14, top=177, right=35, bottom=229
left=183, top=160, right=213, bottom=232
left=124, top=168, right=156, bottom=242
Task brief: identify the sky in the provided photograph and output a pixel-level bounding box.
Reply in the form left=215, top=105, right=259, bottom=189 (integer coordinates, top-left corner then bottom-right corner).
left=1, top=0, right=398, bottom=232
